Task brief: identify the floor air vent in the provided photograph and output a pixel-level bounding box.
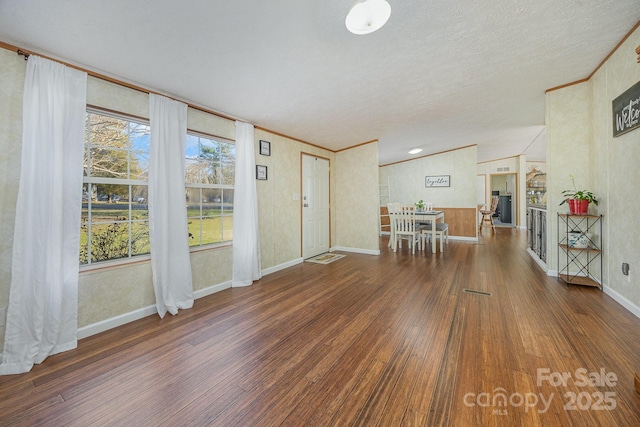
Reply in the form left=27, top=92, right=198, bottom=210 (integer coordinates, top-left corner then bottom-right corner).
left=463, top=288, right=492, bottom=297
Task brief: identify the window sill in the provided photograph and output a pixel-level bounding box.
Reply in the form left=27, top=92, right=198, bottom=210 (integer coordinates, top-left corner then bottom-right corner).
left=79, top=241, right=232, bottom=275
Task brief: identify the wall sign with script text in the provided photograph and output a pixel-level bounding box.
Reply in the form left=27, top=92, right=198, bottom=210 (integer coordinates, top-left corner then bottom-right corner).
left=425, top=175, right=450, bottom=187
left=612, top=80, right=640, bottom=137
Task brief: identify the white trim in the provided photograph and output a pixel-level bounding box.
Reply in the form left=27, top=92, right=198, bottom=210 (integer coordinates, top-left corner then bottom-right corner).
left=603, top=285, right=640, bottom=320
left=78, top=280, right=232, bottom=339
left=261, top=257, right=304, bottom=276
left=331, top=246, right=381, bottom=256
left=193, top=281, right=232, bottom=299
left=547, top=269, right=558, bottom=277
left=527, top=248, right=548, bottom=272
left=448, top=236, right=478, bottom=242
left=78, top=304, right=157, bottom=339
left=77, top=258, right=306, bottom=340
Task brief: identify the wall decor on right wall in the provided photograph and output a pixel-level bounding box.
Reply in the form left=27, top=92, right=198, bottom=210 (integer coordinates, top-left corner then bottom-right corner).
left=612, top=79, right=640, bottom=137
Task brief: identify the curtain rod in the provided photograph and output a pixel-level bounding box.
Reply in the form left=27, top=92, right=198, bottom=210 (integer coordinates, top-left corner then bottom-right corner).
left=1, top=40, right=354, bottom=154
left=5, top=42, right=239, bottom=122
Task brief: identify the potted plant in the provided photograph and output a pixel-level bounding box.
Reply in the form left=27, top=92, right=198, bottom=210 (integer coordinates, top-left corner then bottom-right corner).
left=415, top=199, right=426, bottom=211
left=560, top=175, right=598, bottom=215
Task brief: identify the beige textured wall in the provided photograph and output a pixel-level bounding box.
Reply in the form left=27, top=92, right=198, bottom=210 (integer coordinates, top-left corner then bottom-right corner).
left=379, top=145, right=478, bottom=209
left=545, top=83, right=591, bottom=272
left=334, top=142, right=379, bottom=252
left=546, top=25, right=640, bottom=311
left=0, top=50, right=339, bottom=345
left=0, top=49, right=24, bottom=348
left=255, top=130, right=335, bottom=267
left=592, top=27, right=640, bottom=307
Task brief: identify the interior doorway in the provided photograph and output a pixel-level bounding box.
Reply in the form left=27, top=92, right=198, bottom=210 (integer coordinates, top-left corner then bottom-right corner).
left=490, top=173, right=517, bottom=227
left=301, top=154, right=330, bottom=259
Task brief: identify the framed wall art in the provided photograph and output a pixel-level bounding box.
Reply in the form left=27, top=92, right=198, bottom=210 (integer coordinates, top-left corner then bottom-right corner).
left=259, top=139, right=271, bottom=156
left=425, top=175, right=450, bottom=187
left=256, top=165, right=268, bottom=180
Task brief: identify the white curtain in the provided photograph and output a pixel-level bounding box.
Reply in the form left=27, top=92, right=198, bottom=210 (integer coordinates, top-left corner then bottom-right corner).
left=148, top=94, right=193, bottom=318
left=0, top=56, right=86, bottom=375
left=232, top=121, right=262, bottom=287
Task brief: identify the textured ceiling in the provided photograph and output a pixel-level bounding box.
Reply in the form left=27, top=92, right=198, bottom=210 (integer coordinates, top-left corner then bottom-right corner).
left=0, top=0, right=638, bottom=164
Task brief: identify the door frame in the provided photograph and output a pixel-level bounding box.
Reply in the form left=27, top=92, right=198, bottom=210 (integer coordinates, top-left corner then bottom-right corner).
left=300, top=152, right=331, bottom=257
left=489, top=172, right=519, bottom=227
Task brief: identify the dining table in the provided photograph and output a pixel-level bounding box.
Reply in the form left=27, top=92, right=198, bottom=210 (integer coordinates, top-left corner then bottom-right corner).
left=415, top=210, right=445, bottom=253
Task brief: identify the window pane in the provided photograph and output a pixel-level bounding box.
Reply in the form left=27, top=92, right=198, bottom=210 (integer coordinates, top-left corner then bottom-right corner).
left=183, top=133, right=234, bottom=249
left=185, top=135, right=200, bottom=184
left=90, top=222, right=130, bottom=262
left=132, top=185, right=148, bottom=220
left=201, top=217, right=220, bottom=245
left=187, top=218, right=201, bottom=247
left=131, top=221, right=150, bottom=256
left=222, top=189, right=234, bottom=213
left=89, top=147, right=129, bottom=178
left=221, top=143, right=236, bottom=163
left=186, top=188, right=201, bottom=217
left=131, top=150, right=149, bottom=180
left=91, top=184, right=128, bottom=221
left=221, top=162, right=235, bottom=185
left=83, top=111, right=151, bottom=265
left=202, top=189, right=221, bottom=214
left=223, top=216, right=234, bottom=241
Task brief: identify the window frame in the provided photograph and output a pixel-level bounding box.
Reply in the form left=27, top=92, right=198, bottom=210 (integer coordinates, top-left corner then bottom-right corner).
left=80, top=108, right=236, bottom=273
left=185, top=130, right=235, bottom=249
left=81, top=107, right=152, bottom=270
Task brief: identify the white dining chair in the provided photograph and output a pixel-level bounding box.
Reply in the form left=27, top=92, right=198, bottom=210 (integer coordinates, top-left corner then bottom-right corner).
left=387, top=202, right=400, bottom=249
left=392, top=205, right=426, bottom=254
left=421, top=222, right=449, bottom=252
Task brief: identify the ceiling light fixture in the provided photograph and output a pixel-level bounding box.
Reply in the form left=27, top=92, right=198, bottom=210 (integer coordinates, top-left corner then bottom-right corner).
left=408, top=148, right=423, bottom=154
left=345, top=0, right=391, bottom=35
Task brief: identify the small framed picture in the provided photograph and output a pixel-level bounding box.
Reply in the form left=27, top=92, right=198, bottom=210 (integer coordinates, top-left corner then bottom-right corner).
left=256, top=165, right=268, bottom=180
left=259, top=140, right=271, bottom=156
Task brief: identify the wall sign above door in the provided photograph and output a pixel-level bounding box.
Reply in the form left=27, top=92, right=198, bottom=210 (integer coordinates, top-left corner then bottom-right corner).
left=425, top=175, right=450, bottom=187
left=612, top=80, right=640, bottom=137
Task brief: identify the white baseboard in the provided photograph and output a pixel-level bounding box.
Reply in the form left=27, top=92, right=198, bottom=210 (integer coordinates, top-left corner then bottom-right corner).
left=78, top=304, right=158, bottom=339
left=526, top=248, right=548, bottom=272
left=546, top=269, right=640, bottom=321
left=331, top=246, right=381, bottom=256
left=261, top=257, right=304, bottom=276
left=449, top=236, right=478, bottom=242
left=603, top=285, right=640, bottom=320
left=194, top=281, right=232, bottom=299
left=79, top=281, right=233, bottom=339
left=78, top=260, right=305, bottom=340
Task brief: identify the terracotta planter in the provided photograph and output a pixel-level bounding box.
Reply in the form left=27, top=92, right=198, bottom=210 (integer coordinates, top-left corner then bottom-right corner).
left=568, top=199, right=590, bottom=215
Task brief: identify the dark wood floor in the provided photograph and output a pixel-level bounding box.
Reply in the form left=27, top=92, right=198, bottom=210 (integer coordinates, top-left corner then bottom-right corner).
left=1, top=229, right=640, bottom=426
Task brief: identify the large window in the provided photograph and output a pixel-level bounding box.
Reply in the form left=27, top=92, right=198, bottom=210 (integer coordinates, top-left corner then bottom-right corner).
left=81, top=110, right=151, bottom=265
left=185, top=132, right=235, bottom=247
left=81, top=111, right=235, bottom=265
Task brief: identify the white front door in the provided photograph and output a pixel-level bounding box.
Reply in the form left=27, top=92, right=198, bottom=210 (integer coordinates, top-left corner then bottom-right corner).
left=302, top=154, right=329, bottom=259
